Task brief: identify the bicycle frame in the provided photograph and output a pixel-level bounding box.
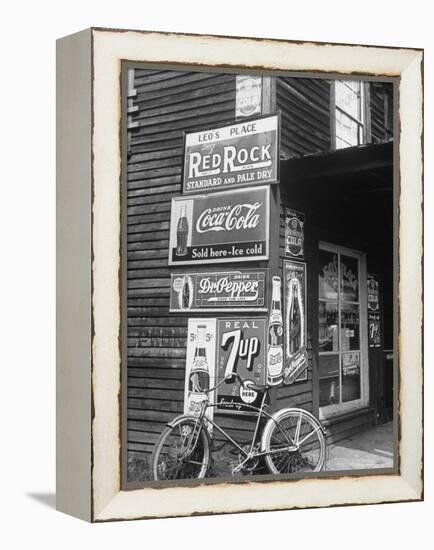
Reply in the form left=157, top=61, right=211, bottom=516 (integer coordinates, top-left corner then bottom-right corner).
left=189, top=389, right=301, bottom=473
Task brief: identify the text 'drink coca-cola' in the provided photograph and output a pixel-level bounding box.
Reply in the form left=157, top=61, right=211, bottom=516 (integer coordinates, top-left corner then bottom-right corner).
left=168, top=186, right=270, bottom=266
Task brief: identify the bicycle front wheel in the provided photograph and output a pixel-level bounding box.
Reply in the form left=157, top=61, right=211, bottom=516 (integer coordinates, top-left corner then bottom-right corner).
left=263, top=409, right=326, bottom=474
left=151, top=417, right=211, bottom=481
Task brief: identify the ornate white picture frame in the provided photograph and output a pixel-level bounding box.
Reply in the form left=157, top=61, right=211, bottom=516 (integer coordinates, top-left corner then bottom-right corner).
left=56, top=28, right=423, bottom=522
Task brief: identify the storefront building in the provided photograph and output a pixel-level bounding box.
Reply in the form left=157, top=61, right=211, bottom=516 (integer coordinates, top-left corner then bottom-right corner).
left=125, top=68, right=394, bottom=462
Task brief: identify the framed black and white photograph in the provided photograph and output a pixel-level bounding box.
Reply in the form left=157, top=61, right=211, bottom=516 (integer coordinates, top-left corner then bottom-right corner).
left=56, top=28, right=423, bottom=522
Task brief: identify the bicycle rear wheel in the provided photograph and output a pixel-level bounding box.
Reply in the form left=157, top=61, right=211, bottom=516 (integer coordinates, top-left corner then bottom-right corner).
left=263, top=409, right=326, bottom=474
left=151, top=417, right=211, bottom=481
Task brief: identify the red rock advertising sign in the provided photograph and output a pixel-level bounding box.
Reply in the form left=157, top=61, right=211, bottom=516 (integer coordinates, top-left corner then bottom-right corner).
left=168, top=186, right=269, bottom=265
left=182, top=114, right=279, bottom=194
left=216, top=318, right=267, bottom=414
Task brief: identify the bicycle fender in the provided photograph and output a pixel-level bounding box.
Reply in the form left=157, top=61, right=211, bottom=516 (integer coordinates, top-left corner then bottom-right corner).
left=166, top=414, right=198, bottom=428
left=261, top=407, right=326, bottom=451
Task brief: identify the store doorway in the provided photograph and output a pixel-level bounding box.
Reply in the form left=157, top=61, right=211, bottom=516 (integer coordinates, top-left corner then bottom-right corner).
left=318, top=242, right=369, bottom=419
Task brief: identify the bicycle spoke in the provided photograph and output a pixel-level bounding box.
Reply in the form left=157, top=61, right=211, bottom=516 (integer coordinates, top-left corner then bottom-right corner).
left=298, top=426, right=321, bottom=447
left=153, top=419, right=209, bottom=480
left=264, top=411, right=325, bottom=475
left=294, top=411, right=302, bottom=445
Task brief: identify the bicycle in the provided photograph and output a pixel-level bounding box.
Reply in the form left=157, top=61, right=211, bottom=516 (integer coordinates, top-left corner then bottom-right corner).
left=151, top=374, right=327, bottom=480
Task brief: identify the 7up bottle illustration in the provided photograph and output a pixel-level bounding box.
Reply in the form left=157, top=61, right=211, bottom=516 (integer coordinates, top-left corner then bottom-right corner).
left=267, top=276, right=284, bottom=386
left=187, top=324, right=210, bottom=416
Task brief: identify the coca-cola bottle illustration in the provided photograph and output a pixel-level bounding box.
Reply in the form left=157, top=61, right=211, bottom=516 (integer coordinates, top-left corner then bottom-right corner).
left=189, top=325, right=210, bottom=395
left=288, top=279, right=302, bottom=354
left=178, top=275, right=192, bottom=311
left=267, top=276, right=284, bottom=386
left=283, top=276, right=307, bottom=385
left=176, top=204, right=189, bottom=257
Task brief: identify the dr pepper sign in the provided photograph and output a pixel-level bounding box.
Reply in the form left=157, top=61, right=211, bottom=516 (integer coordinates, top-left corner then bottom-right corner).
left=168, top=186, right=269, bottom=265
left=182, top=114, right=279, bottom=194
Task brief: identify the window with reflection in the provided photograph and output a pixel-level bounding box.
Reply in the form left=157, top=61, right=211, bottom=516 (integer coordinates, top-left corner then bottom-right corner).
left=335, top=80, right=366, bottom=149
left=319, top=249, right=338, bottom=300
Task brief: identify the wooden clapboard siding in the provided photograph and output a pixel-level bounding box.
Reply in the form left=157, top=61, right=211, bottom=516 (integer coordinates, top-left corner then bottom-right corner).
left=370, top=83, right=393, bottom=143
left=126, top=68, right=237, bottom=458
left=276, top=77, right=332, bottom=158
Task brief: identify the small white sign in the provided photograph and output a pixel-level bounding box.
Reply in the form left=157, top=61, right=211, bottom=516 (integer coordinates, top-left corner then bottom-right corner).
left=236, top=75, right=262, bottom=118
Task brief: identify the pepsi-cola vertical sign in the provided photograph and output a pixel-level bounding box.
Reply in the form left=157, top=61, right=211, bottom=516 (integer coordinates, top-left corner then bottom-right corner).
left=168, top=186, right=270, bottom=265
left=266, top=276, right=284, bottom=386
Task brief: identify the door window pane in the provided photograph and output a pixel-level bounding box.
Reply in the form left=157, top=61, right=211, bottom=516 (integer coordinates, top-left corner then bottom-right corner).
left=340, top=303, right=360, bottom=351
left=342, top=352, right=361, bottom=402
left=319, top=301, right=339, bottom=352
left=340, top=254, right=359, bottom=302
left=319, top=250, right=338, bottom=300
left=319, top=355, right=340, bottom=407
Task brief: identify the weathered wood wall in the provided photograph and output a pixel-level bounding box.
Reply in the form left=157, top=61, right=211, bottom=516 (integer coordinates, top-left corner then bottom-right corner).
left=370, top=82, right=393, bottom=143
left=127, top=69, right=237, bottom=458
left=277, top=77, right=332, bottom=158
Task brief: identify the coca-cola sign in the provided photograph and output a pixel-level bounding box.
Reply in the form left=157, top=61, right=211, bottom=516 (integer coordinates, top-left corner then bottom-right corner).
left=182, top=113, right=279, bottom=194
left=168, top=186, right=269, bottom=265
left=216, top=318, right=267, bottom=414
left=170, top=269, right=267, bottom=312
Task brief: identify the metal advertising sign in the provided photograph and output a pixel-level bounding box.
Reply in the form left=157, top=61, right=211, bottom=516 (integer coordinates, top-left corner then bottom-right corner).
left=184, top=318, right=217, bottom=423
left=235, top=75, right=262, bottom=118
left=168, top=186, right=270, bottom=265
left=216, top=318, right=267, bottom=414
left=182, top=114, right=279, bottom=194
left=285, top=209, right=305, bottom=258
left=169, top=269, right=267, bottom=312
left=283, top=260, right=308, bottom=384
left=367, top=273, right=381, bottom=348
